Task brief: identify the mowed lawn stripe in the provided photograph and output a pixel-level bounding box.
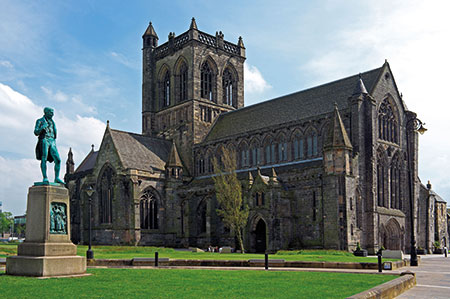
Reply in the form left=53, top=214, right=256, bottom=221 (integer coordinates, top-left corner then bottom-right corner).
left=0, top=268, right=396, bottom=298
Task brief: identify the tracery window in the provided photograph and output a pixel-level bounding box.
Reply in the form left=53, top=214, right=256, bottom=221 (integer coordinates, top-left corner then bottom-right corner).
left=250, top=141, right=261, bottom=166
left=201, top=62, right=214, bottom=101
left=240, top=143, right=250, bottom=168
left=140, top=189, right=158, bottom=229
left=265, top=144, right=275, bottom=164
left=178, top=63, right=188, bottom=103
left=377, top=152, right=388, bottom=207
left=293, top=137, right=305, bottom=160
left=278, top=142, right=288, bottom=162
left=99, top=166, right=114, bottom=224
left=390, top=154, right=402, bottom=210
left=162, top=71, right=170, bottom=107
left=378, top=99, right=398, bottom=143
left=222, top=68, right=235, bottom=107
left=198, top=200, right=207, bottom=234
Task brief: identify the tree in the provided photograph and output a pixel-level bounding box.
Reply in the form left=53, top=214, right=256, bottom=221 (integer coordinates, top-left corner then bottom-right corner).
left=212, top=147, right=249, bottom=253
left=0, top=211, right=13, bottom=237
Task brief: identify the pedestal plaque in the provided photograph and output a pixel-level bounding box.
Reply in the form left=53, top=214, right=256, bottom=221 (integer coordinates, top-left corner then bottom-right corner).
left=6, top=185, right=86, bottom=277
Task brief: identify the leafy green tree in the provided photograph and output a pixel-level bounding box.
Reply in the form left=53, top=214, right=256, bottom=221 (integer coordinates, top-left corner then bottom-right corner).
left=0, top=211, right=13, bottom=237
left=213, top=147, right=249, bottom=253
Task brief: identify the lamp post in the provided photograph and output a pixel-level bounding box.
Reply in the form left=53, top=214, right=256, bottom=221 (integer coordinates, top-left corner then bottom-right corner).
left=85, top=186, right=95, bottom=260
left=405, top=116, right=427, bottom=267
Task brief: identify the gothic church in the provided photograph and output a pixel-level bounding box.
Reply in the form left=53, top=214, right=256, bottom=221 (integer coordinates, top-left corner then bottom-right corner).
left=65, top=18, right=447, bottom=254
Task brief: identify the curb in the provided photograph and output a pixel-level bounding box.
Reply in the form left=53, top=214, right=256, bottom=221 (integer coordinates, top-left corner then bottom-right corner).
left=347, top=271, right=416, bottom=299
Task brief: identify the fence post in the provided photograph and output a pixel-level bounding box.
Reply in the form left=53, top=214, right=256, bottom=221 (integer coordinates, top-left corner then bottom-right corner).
left=265, top=253, right=269, bottom=270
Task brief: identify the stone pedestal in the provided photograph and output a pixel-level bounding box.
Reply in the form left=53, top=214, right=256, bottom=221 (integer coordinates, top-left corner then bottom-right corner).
left=6, top=185, right=86, bottom=277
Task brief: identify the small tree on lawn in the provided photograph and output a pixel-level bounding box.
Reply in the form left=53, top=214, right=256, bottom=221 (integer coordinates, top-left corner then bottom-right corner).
left=0, top=211, right=13, bottom=237
left=213, top=147, right=249, bottom=253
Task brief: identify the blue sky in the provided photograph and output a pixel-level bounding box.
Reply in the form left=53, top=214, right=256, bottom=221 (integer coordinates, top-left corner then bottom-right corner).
left=1, top=0, right=450, bottom=215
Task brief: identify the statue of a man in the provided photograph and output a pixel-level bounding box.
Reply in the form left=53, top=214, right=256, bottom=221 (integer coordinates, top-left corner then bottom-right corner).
left=34, top=107, right=64, bottom=184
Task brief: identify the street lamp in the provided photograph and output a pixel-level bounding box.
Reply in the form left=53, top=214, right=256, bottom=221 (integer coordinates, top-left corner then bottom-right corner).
left=85, top=186, right=95, bottom=260
left=406, top=117, right=426, bottom=267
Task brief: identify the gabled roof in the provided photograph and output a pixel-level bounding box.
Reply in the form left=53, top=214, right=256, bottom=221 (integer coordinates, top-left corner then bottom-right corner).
left=75, top=149, right=98, bottom=173
left=204, top=66, right=383, bottom=142
left=109, top=129, right=172, bottom=172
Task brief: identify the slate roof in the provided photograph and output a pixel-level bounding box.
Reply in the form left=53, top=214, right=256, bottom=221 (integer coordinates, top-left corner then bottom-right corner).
left=109, top=129, right=172, bottom=172
left=430, top=190, right=446, bottom=204
left=75, top=150, right=98, bottom=173
left=205, top=66, right=383, bottom=142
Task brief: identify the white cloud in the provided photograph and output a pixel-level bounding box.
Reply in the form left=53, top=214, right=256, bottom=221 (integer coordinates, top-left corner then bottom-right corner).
left=302, top=0, right=450, bottom=202
left=110, top=51, right=138, bottom=69
left=0, top=83, right=105, bottom=215
left=41, top=86, right=69, bottom=102
left=244, top=62, right=271, bottom=94
left=0, top=60, right=13, bottom=69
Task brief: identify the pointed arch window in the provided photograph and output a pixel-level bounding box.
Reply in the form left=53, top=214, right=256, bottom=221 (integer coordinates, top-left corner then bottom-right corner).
left=179, top=63, right=188, bottom=102
left=160, top=71, right=171, bottom=108
left=201, top=62, right=214, bottom=101
left=378, top=99, right=398, bottom=143
left=390, top=155, right=402, bottom=210
left=222, top=68, right=235, bottom=107
left=198, top=200, right=207, bottom=234
left=140, top=189, right=158, bottom=229
left=99, top=166, right=114, bottom=224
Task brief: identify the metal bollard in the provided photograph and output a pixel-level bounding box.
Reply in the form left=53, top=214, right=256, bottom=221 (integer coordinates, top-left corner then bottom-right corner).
left=155, top=251, right=159, bottom=267
left=265, top=253, right=269, bottom=270
left=377, top=253, right=382, bottom=273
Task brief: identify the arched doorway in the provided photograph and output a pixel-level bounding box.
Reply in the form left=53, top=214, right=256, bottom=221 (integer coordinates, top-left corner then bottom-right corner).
left=255, top=219, right=267, bottom=253
left=383, top=219, right=402, bottom=250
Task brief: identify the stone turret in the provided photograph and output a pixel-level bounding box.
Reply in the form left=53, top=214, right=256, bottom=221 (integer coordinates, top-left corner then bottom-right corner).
left=165, top=141, right=183, bottom=180
left=323, top=105, right=353, bottom=175
left=66, top=147, right=75, bottom=175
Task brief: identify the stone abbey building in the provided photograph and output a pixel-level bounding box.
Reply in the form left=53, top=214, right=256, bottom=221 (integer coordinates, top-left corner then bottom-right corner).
left=65, top=18, right=447, bottom=253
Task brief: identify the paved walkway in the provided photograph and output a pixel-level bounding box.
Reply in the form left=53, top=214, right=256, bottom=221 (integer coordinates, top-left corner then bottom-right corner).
left=397, top=255, right=450, bottom=298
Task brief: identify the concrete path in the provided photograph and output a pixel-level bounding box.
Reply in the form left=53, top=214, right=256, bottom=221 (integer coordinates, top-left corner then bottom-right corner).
left=397, top=255, right=450, bottom=298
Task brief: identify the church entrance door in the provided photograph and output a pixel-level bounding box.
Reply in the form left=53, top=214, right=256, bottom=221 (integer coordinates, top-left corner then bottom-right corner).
left=255, top=219, right=266, bottom=253
left=383, top=219, right=402, bottom=250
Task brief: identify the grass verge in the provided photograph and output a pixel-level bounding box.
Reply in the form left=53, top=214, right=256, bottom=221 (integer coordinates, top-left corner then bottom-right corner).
left=0, top=268, right=396, bottom=298
left=0, top=244, right=398, bottom=262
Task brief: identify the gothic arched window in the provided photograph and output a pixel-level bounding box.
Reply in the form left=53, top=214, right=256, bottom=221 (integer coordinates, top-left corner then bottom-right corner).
left=201, top=62, right=214, bottom=101
left=197, top=200, right=207, bottom=234
left=263, top=137, right=275, bottom=165
left=377, top=151, right=388, bottom=208
left=390, top=153, right=402, bottom=210
left=140, top=189, right=158, bottom=229
left=378, top=99, right=398, bottom=143
left=222, top=68, right=235, bottom=107
left=162, top=71, right=170, bottom=107
left=99, top=166, right=114, bottom=224
left=292, top=132, right=305, bottom=160
left=178, top=63, right=188, bottom=103
left=276, top=136, right=288, bottom=162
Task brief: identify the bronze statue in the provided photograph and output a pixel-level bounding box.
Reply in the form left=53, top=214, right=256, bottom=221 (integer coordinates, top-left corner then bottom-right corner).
left=34, top=107, right=64, bottom=184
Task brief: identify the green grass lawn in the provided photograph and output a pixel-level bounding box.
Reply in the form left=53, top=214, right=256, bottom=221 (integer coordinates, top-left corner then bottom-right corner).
left=0, top=268, right=396, bottom=298
left=0, top=244, right=397, bottom=262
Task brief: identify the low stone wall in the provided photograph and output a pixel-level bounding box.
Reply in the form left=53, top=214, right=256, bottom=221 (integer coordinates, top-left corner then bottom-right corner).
left=347, top=272, right=416, bottom=299
left=84, top=258, right=405, bottom=270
